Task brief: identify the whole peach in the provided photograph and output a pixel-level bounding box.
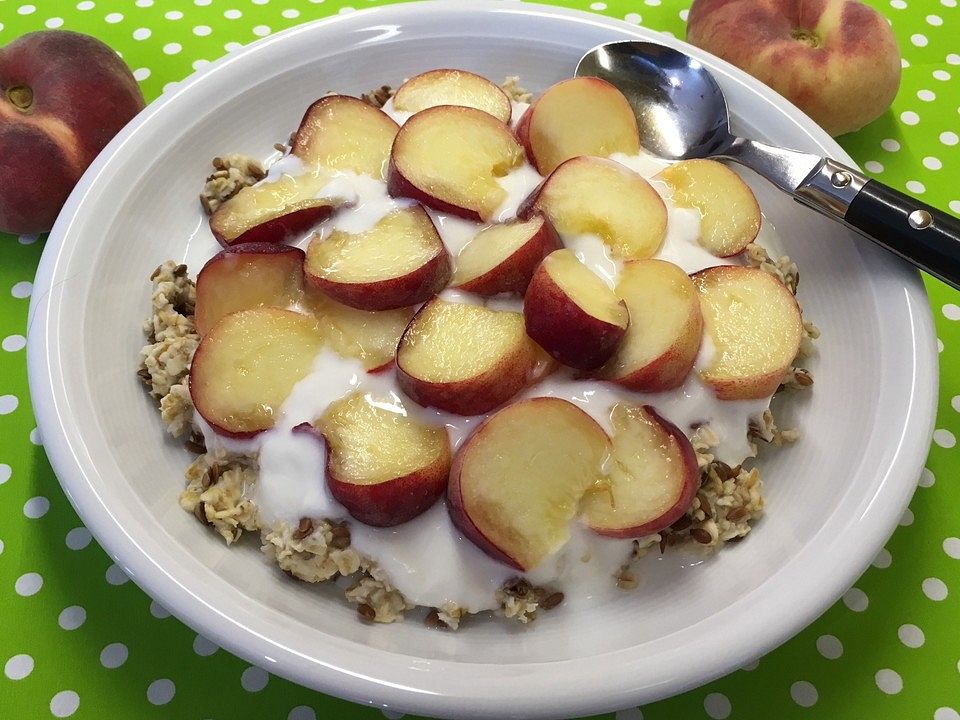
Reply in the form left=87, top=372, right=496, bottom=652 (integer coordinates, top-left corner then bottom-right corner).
left=686, top=0, right=901, bottom=136
left=0, top=31, right=145, bottom=234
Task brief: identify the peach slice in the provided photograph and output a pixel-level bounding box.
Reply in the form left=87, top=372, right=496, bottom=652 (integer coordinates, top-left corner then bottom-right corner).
left=194, top=243, right=304, bottom=336
left=656, top=159, right=761, bottom=257
left=518, top=156, right=667, bottom=260
left=451, top=214, right=561, bottom=296
left=291, top=94, right=399, bottom=180
left=306, top=290, right=413, bottom=371
left=515, top=77, right=640, bottom=175
left=387, top=106, right=526, bottom=222
left=318, top=391, right=451, bottom=527
left=524, top=249, right=629, bottom=370
left=597, top=260, right=703, bottom=392
left=208, top=170, right=342, bottom=247
left=395, top=298, right=542, bottom=415
left=692, top=266, right=803, bottom=400
left=581, top=404, right=699, bottom=538
left=392, top=69, right=512, bottom=124
left=189, top=308, right=324, bottom=438
left=304, top=206, right=451, bottom=311
left=449, top=398, right=612, bottom=570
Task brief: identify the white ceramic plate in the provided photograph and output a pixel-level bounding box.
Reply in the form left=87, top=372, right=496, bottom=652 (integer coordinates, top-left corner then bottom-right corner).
left=28, top=3, right=937, bottom=718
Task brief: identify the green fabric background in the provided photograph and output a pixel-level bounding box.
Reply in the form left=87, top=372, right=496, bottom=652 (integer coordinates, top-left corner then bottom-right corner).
left=1, top=0, right=958, bottom=718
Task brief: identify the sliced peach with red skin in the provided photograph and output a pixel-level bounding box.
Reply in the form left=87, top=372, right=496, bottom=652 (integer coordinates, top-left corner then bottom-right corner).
left=448, top=398, right=612, bottom=570
left=655, top=159, right=761, bottom=257
left=395, top=298, right=544, bottom=415
left=189, top=308, right=324, bottom=438
left=581, top=404, right=699, bottom=538
left=524, top=249, right=629, bottom=370
left=451, top=213, right=561, bottom=296
left=317, top=391, right=451, bottom=527
left=194, top=242, right=304, bottom=335
left=209, top=96, right=398, bottom=246
left=692, top=265, right=803, bottom=400
left=304, top=205, right=451, bottom=311
left=393, top=69, right=512, bottom=124
left=597, top=260, right=703, bottom=392
left=518, top=156, right=667, bottom=261
left=515, top=77, right=640, bottom=175
left=388, top=105, right=526, bottom=222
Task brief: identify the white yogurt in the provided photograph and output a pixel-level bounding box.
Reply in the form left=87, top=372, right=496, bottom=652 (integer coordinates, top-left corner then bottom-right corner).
left=564, top=233, right=622, bottom=289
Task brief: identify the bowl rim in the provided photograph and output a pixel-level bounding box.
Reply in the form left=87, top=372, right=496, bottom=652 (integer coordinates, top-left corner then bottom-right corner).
left=27, top=2, right=937, bottom=718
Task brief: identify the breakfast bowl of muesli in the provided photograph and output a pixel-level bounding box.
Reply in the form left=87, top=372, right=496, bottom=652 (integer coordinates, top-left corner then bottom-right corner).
left=27, top=3, right=936, bottom=718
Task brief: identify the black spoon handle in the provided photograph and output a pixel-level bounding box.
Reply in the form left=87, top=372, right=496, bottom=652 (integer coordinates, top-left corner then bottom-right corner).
left=796, top=159, right=960, bottom=289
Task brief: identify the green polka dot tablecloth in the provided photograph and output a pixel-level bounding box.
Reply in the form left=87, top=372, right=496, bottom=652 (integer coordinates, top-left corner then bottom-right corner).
left=1, top=0, right=958, bottom=718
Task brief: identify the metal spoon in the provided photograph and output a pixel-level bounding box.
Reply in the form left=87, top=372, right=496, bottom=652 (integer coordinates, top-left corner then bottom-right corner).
left=576, top=41, right=960, bottom=289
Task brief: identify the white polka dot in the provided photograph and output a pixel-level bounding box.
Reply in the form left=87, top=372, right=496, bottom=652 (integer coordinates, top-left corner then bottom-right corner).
left=881, top=138, right=901, bottom=152
left=253, top=25, right=271, bottom=36
left=919, top=468, right=935, bottom=488
left=902, top=58, right=911, bottom=68
left=17, top=233, right=38, bottom=244
left=933, top=428, right=956, bottom=447
left=193, top=634, right=218, bottom=656
left=890, top=0, right=907, bottom=8
left=948, top=54, right=960, bottom=65
left=842, top=587, right=868, bottom=612
left=382, top=712, right=405, bottom=720
left=282, top=8, right=300, bottom=18
left=590, top=2, right=607, bottom=9
left=147, top=679, right=175, bottom=705
left=104, top=12, right=123, bottom=23
left=703, top=692, right=731, bottom=719
left=901, top=111, right=920, bottom=125
left=900, top=508, right=914, bottom=526
left=58, top=605, right=86, bottom=630
left=192, top=59, right=210, bottom=70
left=624, top=12, right=641, bottom=23
left=939, top=338, right=945, bottom=353
left=680, top=9, right=689, bottom=21
left=23, top=496, right=49, bottom=519
left=77, top=1, right=94, bottom=9
left=18, top=4, right=36, bottom=15
left=5, top=654, right=34, bottom=680
left=165, top=10, right=183, bottom=19
left=944, top=304, right=960, bottom=320
left=935, top=709, right=960, bottom=720
left=163, top=42, right=182, bottom=55
left=922, top=577, right=948, bottom=601
left=193, top=25, right=212, bottom=36
left=927, top=14, right=944, bottom=25
left=816, top=634, right=843, bottom=659
left=3, top=334, right=26, bottom=351
left=241, top=665, right=269, bottom=692
left=224, top=9, right=242, bottom=18
left=898, top=623, right=925, bottom=648
left=0, top=539, right=4, bottom=555
left=100, top=643, right=128, bottom=668
left=50, top=690, right=79, bottom=717
left=251, top=0, right=269, bottom=4
left=918, top=89, right=937, bottom=102
left=11, top=281, right=32, bottom=298
left=132, top=27, right=150, bottom=40
left=150, top=600, right=171, bottom=619
left=105, top=564, right=129, bottom=585
left=911, top=33, right=929, bottom=47
left=162, top=82, right=179, bottom=94
left=136, top=0, right=153, bottom=6
left=132, top=67, right=150, bottom=82
left=0, top=464, right=10, bottom=484
left=45, top=17, right=64, bottom=28
left=224, top=42, right=243, bottom=52
left=875, top=668, right=903, bottom=694
left=739, top=659, right=759, bottom=671
left=338, top=6, right=356, bottom=13
left=0, top=395, right=18, bottom=415
left=864, top=161, right=884, bottom=173
left=790, top=681, right=817, bottom=707
left=934, top=71, right=951, bottom=83
left=872, top=547, right=892, bottom=568
left=29, top=427, right=42, bottom=445
left=195, top=0, right=211, bottom=5
left=16, top=572, right=43, bottom=596
left=943, top=0, right=957, bottom=6
left=924, top=156, right=943, bottom=170
left=951, top=201, right=960, bottom=214
left=288, top=708, right=317, bottom=720
left=944, top=537, right=960, bottom=559
left=65, top=527, right=92, bottom=550
left=906, top=180, right=926, bottom=194
left=645, top=0, right=661, bottom=4
left=941, top=132, right=959, bottom=146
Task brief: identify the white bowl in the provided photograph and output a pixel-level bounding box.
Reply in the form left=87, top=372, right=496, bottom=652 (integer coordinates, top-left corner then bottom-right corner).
left=27, top=3, right=937, bottom=718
